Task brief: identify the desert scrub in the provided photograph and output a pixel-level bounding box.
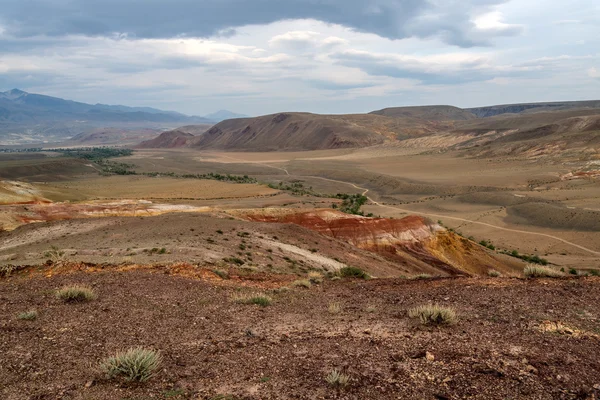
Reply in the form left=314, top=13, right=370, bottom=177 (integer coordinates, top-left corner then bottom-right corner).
left=408, top=303, right=457, bottom=325
left=0, top=264, right=16, bottom=278
left=488, top=270, right=501, bottom=277
left=337, top=266, right=369, bottom=279
left=523, top=265, right=565, bottom=278
left=291, top=279, right=312, bottom=288
left=325, top=369, right=350, bottom=388
left=56, top=285, right=96, bottom=302
left=308, top=271, right=323, bottom=284
left=18, top=310, right=38, bottom=320
left=99, top=347, right=161, bottom=382
left=212, top=269, right=229, bottom=279
left=233, top=293, right=272, bottom=307
left=44, top=245, right=65, bottom=262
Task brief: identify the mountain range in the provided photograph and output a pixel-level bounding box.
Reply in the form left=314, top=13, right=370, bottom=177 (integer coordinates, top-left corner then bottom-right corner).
left=0, top=89, right=246, bottom=143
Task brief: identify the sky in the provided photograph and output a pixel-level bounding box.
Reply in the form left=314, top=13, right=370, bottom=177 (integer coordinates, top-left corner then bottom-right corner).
left=0, top=0, right=598, bottom=116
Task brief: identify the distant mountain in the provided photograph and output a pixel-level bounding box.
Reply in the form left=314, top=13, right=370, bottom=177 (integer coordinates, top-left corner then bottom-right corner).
left=0, top=89, right=212, bottom=142
left=204, top=110, right=248, bottom=122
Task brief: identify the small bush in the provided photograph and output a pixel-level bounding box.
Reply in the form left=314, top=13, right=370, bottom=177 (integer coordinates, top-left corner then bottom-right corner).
left=18, top=310, right=38, bottom=320
left=338, top=266, right=369, bottom=279
left=234, top=293, right=272, bottom=307
left=308, top=271, right=323, bottom=284
left=488, top=270, right=501, bottom=277
left=523, top=265, right=565, bottom=278
left=408, top=304, right=457, bottom=325
left=0, top=264, right=16, bottom=278
left=291, top=279, right=312, bottom=288
left=325, top=369, right=350, bottom=388
left=569, top=268, right=578, bottom=276
left=590, top=269, right=599, bottom=277
left=99, top=347, right=161, bottom=382
left=56, top=285, right=96, bottom=302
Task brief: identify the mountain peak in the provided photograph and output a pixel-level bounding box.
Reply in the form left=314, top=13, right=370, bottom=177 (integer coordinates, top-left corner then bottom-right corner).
left=1, top=88, right=28, bottom=100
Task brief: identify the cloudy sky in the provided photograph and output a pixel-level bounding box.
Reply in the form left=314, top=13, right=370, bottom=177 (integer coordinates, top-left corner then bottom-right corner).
left=0, top=0, right=598, bottom=116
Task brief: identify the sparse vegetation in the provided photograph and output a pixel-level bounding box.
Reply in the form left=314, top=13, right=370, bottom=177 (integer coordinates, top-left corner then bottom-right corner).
left=338, top=266, right=369, bottom=279
left=18, top=310, right=38, bottom=320
left=213, top=269, right=229, bottom=279
left=410, top=273, right=433, bottom=280
left=408, top=304, right=458, bottom=325
left=0, top=264, right=16, bottom=278
left=291, top=279, right=312, bottom=288
left=523, top=265, right=565, bottom=278
left=44, top=245, right=65, bottom=263
left=308, top=271, right=323, bottom=284
left=328, top=302, right=342, bottom=314
left=99, top=347, right=161, bottom=382
left=488, top=270, right=501, bottom=277
left=325, top=369, right=350, bottom=388
left=233, top=293, right=272, bottom=307
left=55, top=285, right=96, bottom=302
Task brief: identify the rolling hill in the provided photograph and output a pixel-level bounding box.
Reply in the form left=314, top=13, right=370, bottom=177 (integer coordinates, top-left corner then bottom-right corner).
left=369, top=105, right=476, bottom=121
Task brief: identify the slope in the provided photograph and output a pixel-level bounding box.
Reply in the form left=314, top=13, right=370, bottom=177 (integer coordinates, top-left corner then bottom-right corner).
left=370, top=105, right=476, bottom=121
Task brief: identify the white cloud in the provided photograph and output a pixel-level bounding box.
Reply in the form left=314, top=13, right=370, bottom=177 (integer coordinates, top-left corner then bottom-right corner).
left=589, top=67, right=600, bottom=78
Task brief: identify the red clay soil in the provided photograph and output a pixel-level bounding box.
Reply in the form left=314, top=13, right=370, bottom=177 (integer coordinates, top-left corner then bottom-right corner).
left=239, top=209, right=521, bottom=276
left=1, top=267, right=599, bottom=400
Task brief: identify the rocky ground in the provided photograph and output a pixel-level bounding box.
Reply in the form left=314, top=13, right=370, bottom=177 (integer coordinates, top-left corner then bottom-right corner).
left=1, top=264, right=599, bottom=400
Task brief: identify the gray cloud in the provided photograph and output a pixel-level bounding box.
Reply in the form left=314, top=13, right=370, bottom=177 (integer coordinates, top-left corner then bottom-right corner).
left=0, top=0, right=519, bottom=47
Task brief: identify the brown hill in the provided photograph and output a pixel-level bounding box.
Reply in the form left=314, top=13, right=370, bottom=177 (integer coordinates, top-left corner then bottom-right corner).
left=68, top=128, right=161, bottom=146
left=370, top=105, right=476, bottom=121
left=136, top=129, right=195, bottom=149
left=187, top=112, right=390, bottom=151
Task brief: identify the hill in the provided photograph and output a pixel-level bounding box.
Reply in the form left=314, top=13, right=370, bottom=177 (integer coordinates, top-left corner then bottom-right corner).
left=467, top=100, right=600, bottom=118
left=137, top=129, right=195, bottom=149
left=369, top=105, right=476, bottom=121
left=68, top=128, right=161, bottom=146
left=0, top=89, right=212, bottom=142
left=204, top=110, right=248, bottom=122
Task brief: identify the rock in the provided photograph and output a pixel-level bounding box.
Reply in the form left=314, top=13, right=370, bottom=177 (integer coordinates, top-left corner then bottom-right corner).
left=426, top=351, right=435, bottom=361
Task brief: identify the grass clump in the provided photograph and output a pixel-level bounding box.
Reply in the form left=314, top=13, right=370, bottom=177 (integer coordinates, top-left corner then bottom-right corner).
left=408, top=303, right=457, bottom=325
left=292, top=279, right=312, bottom=288
left=488, top=270, right=501, bottom=277
left=0, top=264, right=16, bottom=278
left=18, top=310, right=38, bottom=320
left=523, top=265, right=565, bottom=278
left=308, top=271, right=323, bottom=284
left=410, top=273, right=433, bottom=280
left=325, top=369, right=350, bottom=388
left=328, top=302, right=342, bottom=314
left=212, top=269, right=229, bottom=279
left=234, top=293, right=272, bottom=307
left=99, top=347, right=161, bottom=382
left=56, top=285, right=96, bottom=302
left=338, top=266, right=369, bottom=279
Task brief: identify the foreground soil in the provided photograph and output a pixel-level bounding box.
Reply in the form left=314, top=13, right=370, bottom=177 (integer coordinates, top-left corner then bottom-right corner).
left=1, top=268, right=599, bottom=400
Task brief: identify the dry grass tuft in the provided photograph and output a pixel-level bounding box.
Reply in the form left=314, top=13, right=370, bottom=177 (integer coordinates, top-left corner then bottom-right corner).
left=408, top=303, right=457, bottom=325
left=488, top=270, right=501, bottom=277
left=291, top=279, right=312, bottom=288
left=328, top=302, right=342, bottom=314
left=410, top=273, right=433, bottom=280
left=325, top=369, right=350, bottom=388
left=523, top=265, right=565, bottom=278
left=308, top=271, right=323, bottom=284
left=56, top=285, right=96, bottom=302
left=18, top=310, right=38, bottom=321
left=99, top=347, right=161, bottom=382
left=233, top=293, right=272, bottom=307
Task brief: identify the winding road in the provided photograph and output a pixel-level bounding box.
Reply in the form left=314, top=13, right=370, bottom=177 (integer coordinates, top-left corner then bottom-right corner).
left=214, top=154, right=600, bottom=256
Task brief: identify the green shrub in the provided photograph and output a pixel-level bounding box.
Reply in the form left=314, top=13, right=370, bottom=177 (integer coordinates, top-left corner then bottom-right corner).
left=410, top=273, right=432, bottom=280
left=100, top=347, right=161, bottom=382
left=569, top=268, right=578, bottom=276
left=523, top=265, right=565, bottom=278
left=213, top=269, right=229, bottom=279
left=488, top=270, right=501, bottom=277
left=18, top=310, right=38, bottom=320
left=56, top=285, right=96, bottom=302
left=338, top=266, right=369, bottom=279
left=408, top=304, right=457, bottom=325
